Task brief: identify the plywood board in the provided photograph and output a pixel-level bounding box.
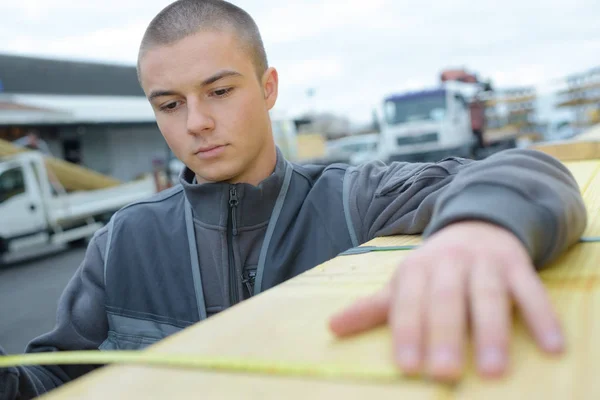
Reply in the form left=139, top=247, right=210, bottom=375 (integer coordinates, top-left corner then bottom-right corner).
left=40, top=160, right=600, bottom=399
left=530, top=140, right=600, bottom=162
left=564, top=160, right=599, bottom=190
left=580, top=162, right=600, bottom=238
left=296, top=133, right=326, bottom=161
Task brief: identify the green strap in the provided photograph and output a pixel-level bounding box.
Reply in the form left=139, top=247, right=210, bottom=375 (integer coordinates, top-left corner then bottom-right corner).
left=339, top=236, right=600, bottom=256
left=579, top=236, right=600, bottom=243
left=339, top=245, right=417, bottom=256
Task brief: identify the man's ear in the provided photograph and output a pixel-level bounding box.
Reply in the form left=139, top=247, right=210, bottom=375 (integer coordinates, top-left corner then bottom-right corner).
left=261, top=67, right=279, bottom=110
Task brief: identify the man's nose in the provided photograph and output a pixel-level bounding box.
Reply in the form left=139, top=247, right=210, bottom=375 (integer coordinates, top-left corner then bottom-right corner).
left=186, top=99, right=215, bottom=135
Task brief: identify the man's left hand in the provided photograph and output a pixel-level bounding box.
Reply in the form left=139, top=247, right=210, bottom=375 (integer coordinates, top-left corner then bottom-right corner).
left=329, top=221, right=564, bottom=381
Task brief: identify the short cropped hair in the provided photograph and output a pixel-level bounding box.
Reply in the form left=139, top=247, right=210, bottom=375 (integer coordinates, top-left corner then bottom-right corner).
left=138, top=0, right=268, bottom=79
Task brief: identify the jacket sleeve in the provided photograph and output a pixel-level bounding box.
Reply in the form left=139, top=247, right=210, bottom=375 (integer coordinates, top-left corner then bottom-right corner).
left=345, top=149, right=587, bottom=267
left=0, top=228, right=109, bottom=400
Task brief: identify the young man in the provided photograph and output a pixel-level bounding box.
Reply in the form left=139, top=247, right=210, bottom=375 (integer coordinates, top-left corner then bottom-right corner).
left=0, top=0, right=587, bottom=398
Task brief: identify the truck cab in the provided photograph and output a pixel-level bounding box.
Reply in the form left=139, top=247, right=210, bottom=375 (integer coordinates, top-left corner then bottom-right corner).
left=0, top=152, right=156, bottom=262
left=376, top=81, right=478, bottom=163
left=0, top=158, right=46, bottom=248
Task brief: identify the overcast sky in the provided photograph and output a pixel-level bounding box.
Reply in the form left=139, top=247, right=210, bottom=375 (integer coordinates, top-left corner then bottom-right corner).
left=1, top=0, right=598, bottom=123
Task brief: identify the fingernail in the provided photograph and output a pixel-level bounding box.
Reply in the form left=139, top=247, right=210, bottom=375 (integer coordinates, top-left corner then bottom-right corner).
left=542, top=331, right=564, bottom=352
left=478, top=347, right=504, bottom=372
left=397, top=346, right=419, bottom=369
left=430, top=347, right=458, bottom=370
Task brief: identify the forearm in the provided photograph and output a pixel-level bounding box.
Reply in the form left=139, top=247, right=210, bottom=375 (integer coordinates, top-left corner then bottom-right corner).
left=423, top=150, right=587, bottom=267
left=348, top=149, right=587, bottom=267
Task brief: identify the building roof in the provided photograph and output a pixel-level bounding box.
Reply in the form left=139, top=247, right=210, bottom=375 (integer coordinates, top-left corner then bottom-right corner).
left=0, top=53, right=143, bottom=97
left=0, top=94, right=155, bottom=125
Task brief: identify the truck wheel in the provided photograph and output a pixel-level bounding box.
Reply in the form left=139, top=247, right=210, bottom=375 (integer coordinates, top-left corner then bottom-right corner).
left=68, top=238, right=88, bottom=249
left=0, top=237, right=7, bottom=268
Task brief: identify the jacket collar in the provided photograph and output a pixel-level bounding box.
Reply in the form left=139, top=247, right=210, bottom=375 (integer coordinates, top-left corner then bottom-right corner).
left=179, top=149, right=287, bottom=228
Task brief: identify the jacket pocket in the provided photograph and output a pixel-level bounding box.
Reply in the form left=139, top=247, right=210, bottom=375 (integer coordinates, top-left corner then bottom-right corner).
left=100, top=312, right=185, bottom=350
left=99, top=331, right=161, bottom=351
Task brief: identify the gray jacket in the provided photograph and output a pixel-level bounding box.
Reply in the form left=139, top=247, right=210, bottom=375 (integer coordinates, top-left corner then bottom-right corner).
left=0, top=149, right=587, bottom=399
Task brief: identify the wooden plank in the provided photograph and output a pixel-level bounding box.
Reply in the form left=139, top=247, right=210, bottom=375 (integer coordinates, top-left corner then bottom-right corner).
left=530, top=140, right=600, bottom=162
left=529, top=124, right=600, bottom=162
left=562, top=160, right=599, bottom=191
left=581, top=163, right=600, bottom=238
left=0, top=138, right=121, bottom=191
left=296, top=133, right=326, bottom=161
left=556, top=97, right=600, bottom=107
left=453, top=289, right=594, bottom=400
left=579, top=290, right=600, bottom=399
left=40, top=160, right=600, bottom=399
left=40, top=366, right=442, bottom=400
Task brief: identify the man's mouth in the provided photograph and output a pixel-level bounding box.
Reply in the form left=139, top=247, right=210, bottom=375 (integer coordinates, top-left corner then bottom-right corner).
left=196, top=145, right=222, bottom=153
left=194, top=144, right=227, bottom=158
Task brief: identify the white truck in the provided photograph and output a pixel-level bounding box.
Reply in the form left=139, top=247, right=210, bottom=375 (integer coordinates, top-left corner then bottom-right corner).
left=375, top=71, right=516, bottom=163
left=0, top=151, right=157, bottom=263
left=375, top=81, right=479, bottom=163
left=325, top=133, right=379, bottom=165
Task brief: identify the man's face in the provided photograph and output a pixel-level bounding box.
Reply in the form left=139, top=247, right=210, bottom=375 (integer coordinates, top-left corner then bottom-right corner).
left=139, top=30, right=278, bottom=184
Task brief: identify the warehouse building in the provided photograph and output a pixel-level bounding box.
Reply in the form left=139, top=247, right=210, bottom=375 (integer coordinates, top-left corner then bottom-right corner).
left=0, top=53, right=168, bottom=181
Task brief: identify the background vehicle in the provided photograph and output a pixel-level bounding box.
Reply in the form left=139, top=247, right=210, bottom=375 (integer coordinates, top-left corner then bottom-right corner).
left=375, top=70, right=516, bottom=163
left=325, top=133, right=379, bottom=165
left=0, top=151, right=156, bottom=263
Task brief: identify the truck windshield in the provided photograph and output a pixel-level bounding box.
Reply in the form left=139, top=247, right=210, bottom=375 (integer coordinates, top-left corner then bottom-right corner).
left=384, top=91, right=446, bottom=125
left=0, top=167, right=26, bottom=204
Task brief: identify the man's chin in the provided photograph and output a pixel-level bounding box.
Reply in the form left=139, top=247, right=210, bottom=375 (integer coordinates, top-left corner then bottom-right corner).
left=193, top=168, right=240, bottom=184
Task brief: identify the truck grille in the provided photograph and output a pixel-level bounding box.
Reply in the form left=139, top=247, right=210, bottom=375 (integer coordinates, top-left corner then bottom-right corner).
left=396, top=132, right=438, bottom=146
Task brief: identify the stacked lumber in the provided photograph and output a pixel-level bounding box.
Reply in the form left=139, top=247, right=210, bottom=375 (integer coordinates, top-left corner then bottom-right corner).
left=296, top=133, right=327, bottom=161
left=530, top=140, right=600, bottom=162
left=0, top=138, right=121, bottom=191
left=40, top=156, right=600, bottom=399
left=529, top=124, right=600, bottom=162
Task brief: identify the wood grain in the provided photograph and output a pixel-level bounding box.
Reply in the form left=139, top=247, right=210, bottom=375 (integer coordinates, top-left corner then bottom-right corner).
left=40, top=159, right=600, bottom=399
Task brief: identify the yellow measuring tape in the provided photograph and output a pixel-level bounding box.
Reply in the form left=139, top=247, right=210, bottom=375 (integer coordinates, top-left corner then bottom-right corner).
left=0, top=351, right=402, bottom=382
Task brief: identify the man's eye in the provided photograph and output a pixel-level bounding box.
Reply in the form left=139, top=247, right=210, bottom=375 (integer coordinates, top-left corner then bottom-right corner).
left=160, top=102, right=180, bottom=112
left=211, top=88, right=234, bottom=98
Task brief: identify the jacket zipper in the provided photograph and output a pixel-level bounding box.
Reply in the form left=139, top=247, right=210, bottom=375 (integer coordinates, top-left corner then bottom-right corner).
left=228, top=186, right=239, bottom=306
left=242, top=269, right=257, bottom=298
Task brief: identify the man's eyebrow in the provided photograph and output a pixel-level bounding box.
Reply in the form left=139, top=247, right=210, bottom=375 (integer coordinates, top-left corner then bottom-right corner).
left=147, top=70, right=242, bottom=101
left=148, top=90, right=178, bottom=101
left=199, top=70, right=242, bottom=86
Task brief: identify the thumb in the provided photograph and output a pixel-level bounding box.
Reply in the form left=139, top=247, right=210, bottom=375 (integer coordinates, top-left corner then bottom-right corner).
left=329, top=284, right=391, bottom=337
